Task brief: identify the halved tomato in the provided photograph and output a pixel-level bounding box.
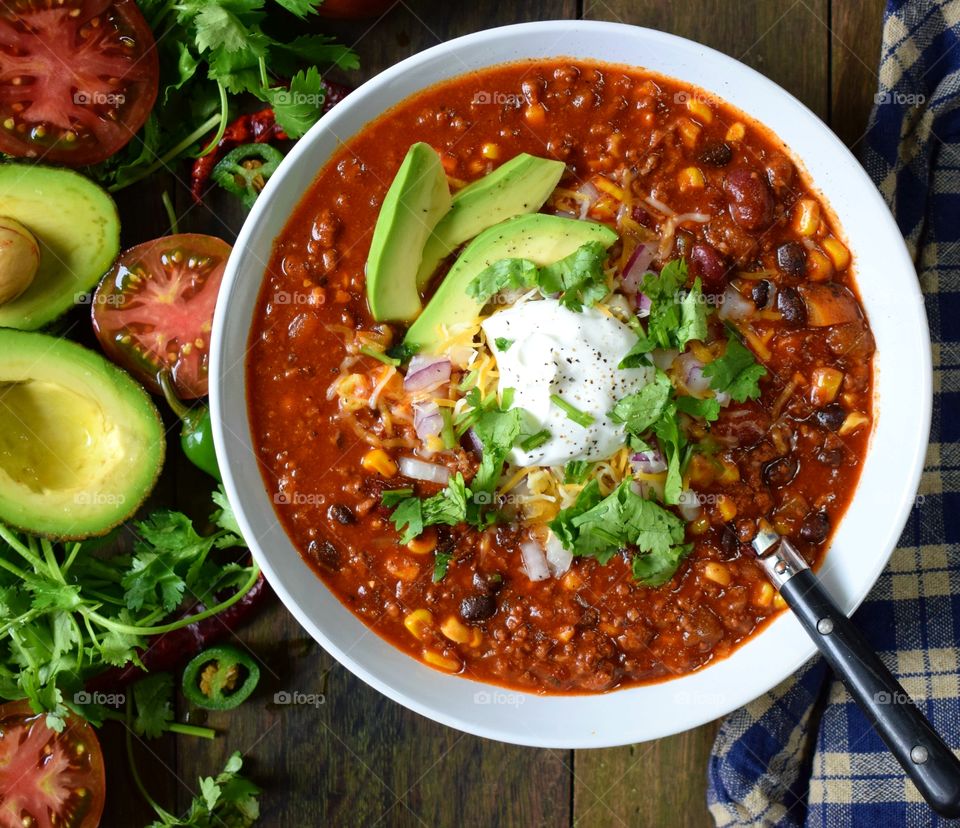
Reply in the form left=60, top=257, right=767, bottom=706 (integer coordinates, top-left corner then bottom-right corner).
left=0, top=701, right=105, bottom=828
left=92, top=234, right=232, bottom=400
left=0, top=0, right=159, bottom=166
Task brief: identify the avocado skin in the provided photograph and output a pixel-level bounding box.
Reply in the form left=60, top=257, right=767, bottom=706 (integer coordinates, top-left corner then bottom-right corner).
left=0, top=164, right=120, bottom=331
left=415, top=153, right=566, bottom=291
left=366, top=143, right=452, bottom=322
left=0, top=329, right=165, bottom=539
left=404, top=213, right=618, bottom=352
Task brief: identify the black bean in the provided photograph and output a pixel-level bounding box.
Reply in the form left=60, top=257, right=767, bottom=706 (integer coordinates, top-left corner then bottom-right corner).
left=776, top=241, right=806, bottom=275
left=327, top=503, right=355, bottom=525
left=307, top=539, right=340, bottom=572
left=799, top=511, right=831, bottom=544
left=814, top=404, right=846, bottom=432
left=751, top=280, right=770, bottom=309
left=723, top=167, right=774, bottom=230
left=776, top=286, right=807, bottom=325
left=472, top=571, right=504, bottom=594
left=762, top=456, right=799, bottom=488
left=719, top=525, right=739, bottom=559
left=460, top=594, right=497, bottom=623
left=698, top=142, right=733, bottom=167
left=817, top=447, right=844, bottom=468
left=577, top=606, right=600, bottom=628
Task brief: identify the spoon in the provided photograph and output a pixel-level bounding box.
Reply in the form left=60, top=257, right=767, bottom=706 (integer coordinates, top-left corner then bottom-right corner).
left=752, top=523, right=960, bottom=817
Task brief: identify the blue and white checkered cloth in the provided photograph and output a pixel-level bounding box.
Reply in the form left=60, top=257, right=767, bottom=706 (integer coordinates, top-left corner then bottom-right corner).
left=707, top=1, right=960, bottom=824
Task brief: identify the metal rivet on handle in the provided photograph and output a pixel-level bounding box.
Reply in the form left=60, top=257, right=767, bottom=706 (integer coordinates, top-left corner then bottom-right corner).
left=911, top=746, right=929, bottom=765
left=816, top=618, right=834, bottom=635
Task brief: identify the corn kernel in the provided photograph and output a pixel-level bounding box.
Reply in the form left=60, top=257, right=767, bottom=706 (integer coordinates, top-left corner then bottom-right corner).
left=703, top=562, right=731, bottom=586
left=440, top=616, right=471, bottom=644
left=810, top=367, right=844, bottom=406
left=606, top=132, right=625, bottom=158
left=717, top=495, right=737, bottom=522
left=524, top=103, right=547, bottom=127
left=686, top=97, right=714, bottom=124
left=687, top=454, right=718, bottom=488
left=677, top=118, right=701, bottom=148
left=361, top=448, right=397, bottom=478
left=561, top=570, right=582, bottom=590
left=423, top=650, right=460, bottom=672
left=440, top=154, right=457, bottom=175
left=403, top=608, right=432, bottom=641
left=689, top=341, right=713, bottom=362
left=557, top=626, right=575, bottom=643
left=839, top=411, right=870, bottom=436
left=469, top=629, right=483, bottom=648
left=677, top=165, right=705, bottom=192
left=753, top=582, right=775, bottom=607
left=806, top=249, right=833, bottom=282
left=773, top=593, right=788, bottom=610
left=689, top=515, right=711, bottom=535
left=481, top=142, right=501, bottom=160
left=822, top=237, right=851, bottom=271
left=406, top=527, right=438, bottom=556
left=386, top=559, right=420, bottom=582
left=793, top=199, right=821, bottom=237
left=718, top=459, right=741, bottom=484
left=725, top=122, right=745, bottom=142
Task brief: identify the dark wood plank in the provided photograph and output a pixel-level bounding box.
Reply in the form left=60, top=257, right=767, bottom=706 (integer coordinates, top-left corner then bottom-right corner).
left=830, top=0, right=886, bottom=148
left=573, top=1, right=831, bottom=825
left=170, top=3, right=579, bottom=826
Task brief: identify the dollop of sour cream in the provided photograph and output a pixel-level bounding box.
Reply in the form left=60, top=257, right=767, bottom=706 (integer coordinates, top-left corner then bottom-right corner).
left=481, top=298, right=653, bottom=467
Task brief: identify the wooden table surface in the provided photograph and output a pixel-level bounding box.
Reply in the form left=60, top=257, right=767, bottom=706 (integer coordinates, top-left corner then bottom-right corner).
left=101, top=1, right=886, bottom=825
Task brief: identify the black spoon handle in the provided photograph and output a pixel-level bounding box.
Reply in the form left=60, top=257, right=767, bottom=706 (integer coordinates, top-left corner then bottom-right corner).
left=760, top=535, right=960, bottom=817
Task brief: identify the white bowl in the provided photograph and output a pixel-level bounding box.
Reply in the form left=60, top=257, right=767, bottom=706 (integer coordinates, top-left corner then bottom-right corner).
left=211, top=20, right=931, bottom=748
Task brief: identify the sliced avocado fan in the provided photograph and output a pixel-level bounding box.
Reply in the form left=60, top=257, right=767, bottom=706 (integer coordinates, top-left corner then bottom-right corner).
left=0, top=330, right=165, bottom=539
left=366, top=143, right=451, bottom=322
left=415, top=153, right=566, bottom=290
left=0, top=164, right=120, bottom=331
left=404, top=213, right=618, bottom=352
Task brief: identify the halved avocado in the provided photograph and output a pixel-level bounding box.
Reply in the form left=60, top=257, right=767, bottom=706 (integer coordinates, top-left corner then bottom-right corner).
left=0, top=330, right=165, bottom=538
left=415, top=153, right=566, bottom=290
left=404, top=214, right=619, bottom=351
left=0, top=164, right=120, bottom=330
left=366, top=143, right=451, bottom=322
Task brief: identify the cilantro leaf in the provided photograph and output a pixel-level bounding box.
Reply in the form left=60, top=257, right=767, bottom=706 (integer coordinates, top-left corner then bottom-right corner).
left=609, top=370, right=672, bottom=434
left=467, top=258, right=538, bottom=303
left=494, top=337, right=514, bottom=351
left=433, top=551, right=453, bottom=582
left=132, top=673, right=175, bottom=739
left=703, top=326, right=767, bottom=402
left=537, top=241, right=610, bottom=311
left=386, top=474, right=470, bottom=544
left=676, top=395, right=721, bottom=423
left=676, top=277, right=708, bottom=347
left=563, top=460, right=591, bottom=484
left=652, top=401, right=686, bottom=506
left=387, top=498, right=423, bottom=545
left=266, top=66, right=325, bottom=138
left=472, top=408, right=524, bottom=493
left=549, top=479, right=605, bottom=551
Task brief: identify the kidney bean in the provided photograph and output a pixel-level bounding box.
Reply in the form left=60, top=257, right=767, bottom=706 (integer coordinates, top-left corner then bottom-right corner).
left=764, top=152, right=795, bottom=195
left=461, top=593, right=497, bottom=623
left=776, top=241, right=807, bottom=275
left=698, top=142, right=733, bottom=167
left=688, top=242, right=730, bottom=292
left=776, top=286, right=807, bottom=325
left=800, top=511, right=831, bottom=544
left=815, top=404, right=846, bottom=431
left=723, top=167, right=775, bottom=230
left=763, top=456, right=799, bottom=488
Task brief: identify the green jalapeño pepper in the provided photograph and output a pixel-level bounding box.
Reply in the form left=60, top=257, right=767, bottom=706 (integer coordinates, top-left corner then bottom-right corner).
left=160, top=372, right=221, bottom=480
left=182, top=645, right=260, bottom=710
left=211, top=143, right=285, bottom=208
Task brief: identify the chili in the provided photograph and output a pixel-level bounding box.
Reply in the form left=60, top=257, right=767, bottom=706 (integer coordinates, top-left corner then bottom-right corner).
left=182, top=645, right=260, bottom=710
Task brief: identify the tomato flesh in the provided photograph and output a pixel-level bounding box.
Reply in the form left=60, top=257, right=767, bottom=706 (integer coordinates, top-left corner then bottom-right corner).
left=0, top=0, right=159, bottom=166
left=0, top=701, right=105, bottom=828
left=92, top=234, right=232, bottom=399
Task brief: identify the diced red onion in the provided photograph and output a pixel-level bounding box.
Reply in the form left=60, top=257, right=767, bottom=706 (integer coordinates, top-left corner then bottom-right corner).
left=715, top=390, right=732, bottom=407
left=622, top=243, right=657, bottom=294
left=631, top=446, right=667, bottom=474
left=520, top=540, right=551, bottom=582
left=544, top=532, right=573, bottom=577
left=578, top=182, right=600, bottom=220
left=398, top=456, right=451, bottom=485
left=651, top=348, right=678, bottom=371
left=404, top=355, right=451, bottom=392
left=636, top=292, right=652, bottom=318
left=718, top=285, right=754, bottom=322
left=678, top=489, right=703, bottom=521
left=413, top=401, right=443, bottom=440
left=464, top=428, right=483, bottom=454
left=676, top=352, right=711, bottom=395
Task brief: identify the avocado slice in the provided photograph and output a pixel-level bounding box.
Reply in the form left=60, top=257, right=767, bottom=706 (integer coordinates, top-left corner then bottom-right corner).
left=0, top=164, right=120, bottom=331
left=0, top=330, right=165, bottom=539
left=404, top=214, right=619, bottom=351
left=415, top=153, right=566, bottom=290
left=366, top=143, right=451, bottom=322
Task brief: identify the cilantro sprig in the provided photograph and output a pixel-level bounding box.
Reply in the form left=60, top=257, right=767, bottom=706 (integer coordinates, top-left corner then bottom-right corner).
left=703, top=324, right=767, bottom=402
left=467, top=241, right=611, bottom=311
left=549, top=480, right=691, bottom=586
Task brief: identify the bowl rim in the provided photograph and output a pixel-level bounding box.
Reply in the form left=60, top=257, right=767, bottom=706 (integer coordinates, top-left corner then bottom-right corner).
left=210, top=19, right=932, bottom=748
